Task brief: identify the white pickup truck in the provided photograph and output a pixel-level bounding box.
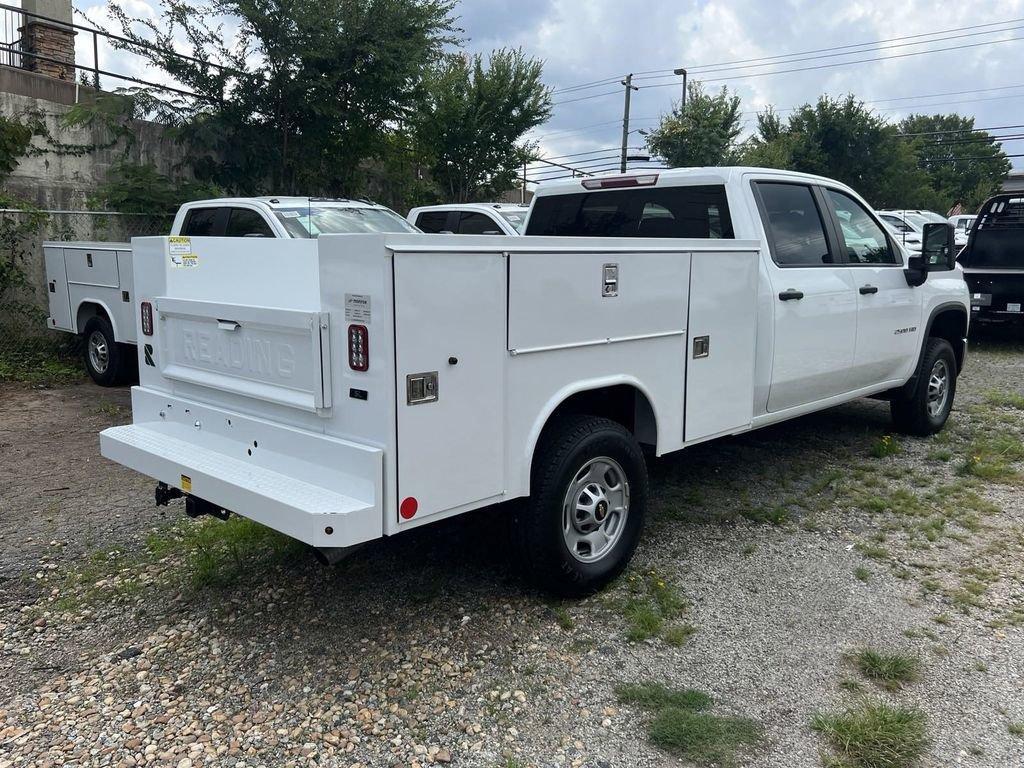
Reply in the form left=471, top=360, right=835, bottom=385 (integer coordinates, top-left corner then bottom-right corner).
left=43, top=197, right=417, bottom=384
left=99, top=167, right=968, bottom=596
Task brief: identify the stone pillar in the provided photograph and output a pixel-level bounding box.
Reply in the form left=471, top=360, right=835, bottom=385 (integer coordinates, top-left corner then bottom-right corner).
left=20, top=0, right=76, bottom=81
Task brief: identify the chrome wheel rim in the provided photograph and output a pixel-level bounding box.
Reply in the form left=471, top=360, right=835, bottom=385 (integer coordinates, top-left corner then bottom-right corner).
left=562, top=456, right=630, bottom=563
left=926, top=359, right=950, bottom=418
left=88, top=330, right=109, bottom=374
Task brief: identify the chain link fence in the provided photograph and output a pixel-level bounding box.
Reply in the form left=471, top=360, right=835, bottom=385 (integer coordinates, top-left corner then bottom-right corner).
left=0, top=208, right=173, bottom=382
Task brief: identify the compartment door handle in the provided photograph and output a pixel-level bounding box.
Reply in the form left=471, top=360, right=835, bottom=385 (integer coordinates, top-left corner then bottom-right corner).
left=217, top=319, right=241, bottom=331
left=778, top=290, right=804, bottom=301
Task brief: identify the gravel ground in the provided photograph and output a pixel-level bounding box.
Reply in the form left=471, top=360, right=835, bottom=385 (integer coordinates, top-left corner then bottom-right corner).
left=2, top=330, right=1024, bottom=768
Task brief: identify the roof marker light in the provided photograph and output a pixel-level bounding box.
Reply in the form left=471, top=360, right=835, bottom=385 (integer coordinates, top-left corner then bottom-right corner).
left=581, top=173, right=659, bottom=190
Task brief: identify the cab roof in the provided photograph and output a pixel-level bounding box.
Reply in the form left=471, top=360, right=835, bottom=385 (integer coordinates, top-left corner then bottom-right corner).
left=531, top=166, right=846, bottom=197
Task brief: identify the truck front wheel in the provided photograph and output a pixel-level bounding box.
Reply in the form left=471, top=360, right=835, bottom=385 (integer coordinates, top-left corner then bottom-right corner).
left=890, top=337, right=957, bottom=436
left=83, top=316, right=130, bottom=386
left=516, top=415, right=648, bottom=597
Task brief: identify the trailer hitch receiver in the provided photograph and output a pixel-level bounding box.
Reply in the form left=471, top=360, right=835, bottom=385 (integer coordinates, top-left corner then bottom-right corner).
left=185, top=495, right=231, bottom=522
left=155, top=482, right=183, bottom=507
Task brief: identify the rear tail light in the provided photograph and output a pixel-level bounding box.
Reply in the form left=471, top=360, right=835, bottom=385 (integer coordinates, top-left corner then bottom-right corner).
left=141, top=301, right=153, bottom=336
left=582, top=173, right=659, bottom=190
left=348, top=324, right=368, bottom=371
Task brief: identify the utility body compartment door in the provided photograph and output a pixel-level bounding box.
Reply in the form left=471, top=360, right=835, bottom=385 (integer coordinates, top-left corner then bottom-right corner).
left=684, top=250, right=759, bottom=441
left=43, top=245, right=73, bottom=331
left=393, top=250, right=506, bottom=521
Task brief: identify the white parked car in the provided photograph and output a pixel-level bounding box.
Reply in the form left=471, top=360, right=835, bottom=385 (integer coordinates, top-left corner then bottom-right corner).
left=44, top=197, right=416, bottom=384
left=99, top=167, right=968, bottom=596
left=948, top=214, right=976, bottom=248
left=877, top=211, right=923, bottom=252
left=407, top=203, right=530, bottom=235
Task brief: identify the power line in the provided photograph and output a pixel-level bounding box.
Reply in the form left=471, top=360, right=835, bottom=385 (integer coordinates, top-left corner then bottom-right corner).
left=631, top=21, right=1024, bottom=83
left=551, top=33, right=1024, bottom=108
left=919, top=153, right=1024, bottom=162
left=550, top=17, right=1024, bottom=95
left=898, top=122, right=1024, bottom=136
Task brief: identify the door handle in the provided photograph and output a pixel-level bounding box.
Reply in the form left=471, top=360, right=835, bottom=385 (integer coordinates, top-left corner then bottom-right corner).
left=216, top=319, right=241, bottom=331
left=859, top=285, right=879, bottom=295
left=778, top=290, right=804, bottom=301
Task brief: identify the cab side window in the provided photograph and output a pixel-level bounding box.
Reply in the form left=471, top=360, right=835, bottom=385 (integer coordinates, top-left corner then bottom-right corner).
left=457, top=212, right=501, bottom=234
left=755, top=183, right=833, bottom=266
left=181, top=208, right=220, bottom=236
left=225, top=208, right=275, bottom=238
left=824, top=189, right=897, bottom=265
left=415, top=211, right=450, bottom=233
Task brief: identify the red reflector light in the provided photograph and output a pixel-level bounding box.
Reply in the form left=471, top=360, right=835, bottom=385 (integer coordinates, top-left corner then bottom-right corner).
left=141, top=301, right=153, bottom=336
left=400, top=497, right=418, bottom=520
left=348, top=324, right=369, bottom=371
left=581, top=173, right=659, bottom=190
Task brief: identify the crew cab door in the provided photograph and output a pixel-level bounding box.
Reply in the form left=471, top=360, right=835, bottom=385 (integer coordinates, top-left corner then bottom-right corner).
left=820, top=188, right=921, bottom=387
left=753, top=181, right=859, bottom=412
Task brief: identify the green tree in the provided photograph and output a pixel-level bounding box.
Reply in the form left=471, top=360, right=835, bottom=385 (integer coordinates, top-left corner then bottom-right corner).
left=899, top=114, right=1010, bottom=213
left=740, top=95, right=931, bottom=208
left=414, top=49, right=550, bottom=202
left=102, top=0, right=459, bottom=196
left=645, top=82, right=743, bottom=167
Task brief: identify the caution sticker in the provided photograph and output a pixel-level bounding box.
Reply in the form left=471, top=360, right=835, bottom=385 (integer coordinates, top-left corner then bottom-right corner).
left=169, top=236, right=198, bottom=268
left=180, top=474, right=192, bottom=492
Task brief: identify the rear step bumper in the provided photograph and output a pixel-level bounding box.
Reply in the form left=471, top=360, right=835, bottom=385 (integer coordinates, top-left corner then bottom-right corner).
left=100, top=388, right=383, bottom=548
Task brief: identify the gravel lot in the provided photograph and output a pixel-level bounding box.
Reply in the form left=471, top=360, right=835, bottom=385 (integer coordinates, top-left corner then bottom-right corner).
left=2, top=330, right=1023, bottom=768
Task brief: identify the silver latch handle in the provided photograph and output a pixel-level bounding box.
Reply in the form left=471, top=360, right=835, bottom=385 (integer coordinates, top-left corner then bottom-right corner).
left=217, top=319, right=241, bottom=332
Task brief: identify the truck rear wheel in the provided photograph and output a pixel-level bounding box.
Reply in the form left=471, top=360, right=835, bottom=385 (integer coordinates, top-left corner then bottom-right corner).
left=890, top=337, right=957, bottom=436
left=516, top=415, right=648, bottom=597
left=83, top=316, right=130, bottom=386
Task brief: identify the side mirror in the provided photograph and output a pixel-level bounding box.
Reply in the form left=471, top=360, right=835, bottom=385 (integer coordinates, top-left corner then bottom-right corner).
left=921, top=222, right=956, bottom=271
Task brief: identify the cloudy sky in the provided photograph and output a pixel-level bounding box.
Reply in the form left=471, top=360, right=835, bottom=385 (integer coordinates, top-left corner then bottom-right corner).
left=63, top=0, right=1024, bottom=182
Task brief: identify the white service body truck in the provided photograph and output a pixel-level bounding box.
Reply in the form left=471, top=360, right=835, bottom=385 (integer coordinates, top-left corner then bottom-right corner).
left=44, top=197, right=416, bottom=385
left=99, top=168, right=969, bottom=595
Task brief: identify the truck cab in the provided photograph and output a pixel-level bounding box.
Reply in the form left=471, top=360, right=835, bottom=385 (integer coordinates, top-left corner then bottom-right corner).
left=407, top=203, right=530, bottom=235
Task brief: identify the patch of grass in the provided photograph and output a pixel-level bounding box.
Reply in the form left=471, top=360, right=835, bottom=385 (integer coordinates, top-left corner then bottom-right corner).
left=869, top=435, right=902, bottom=459
left=741, top=503, right=790, bottom=525
left=617, top=683, right=759, bottom=767
left=551, top=605, right=574, bottom=631
left=146, top=516, right=305, bottom=588
left=0, top=349, right=83, bottom=386
left=850, top=649, right=920, bottom=691
left=853, top=566, right=871, bottom=583
left=615, top=682, right=711, bottom=711
left=624, top=600, right=663, bottom=641
left=926, top=448, right=953, bottom=462
left=855, top=542, right=889, bottom=561
left=649, top=707, right=761, bottom=767
left=984, top=389, right=1024, bottom=410
left=932, top=613, right=952, bottom=626
left=1009, top=722, right=1024, bottom=738
left=663, top=623, right=697, bottom=647
left=620, top=571, right=686, bottom=642
left=812, top=700, right=927, bottom=768
left=958, top=435, right=1024, bottom=482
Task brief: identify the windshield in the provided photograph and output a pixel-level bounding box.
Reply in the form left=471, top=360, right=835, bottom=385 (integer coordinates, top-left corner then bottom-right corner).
left=881, top=216, right=917, bottom=235
left=904, top=212, right=929, bottom=229
left=497, top=209, right=529, bottom=232
left=274, top=205, right=418, bottom=237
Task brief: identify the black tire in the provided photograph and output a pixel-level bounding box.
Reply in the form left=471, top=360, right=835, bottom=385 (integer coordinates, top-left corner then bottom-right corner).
left=890, top=337, right=957, bottom=436
left=515, top=415, right=648, bottom=597
left=82, top=316, right=129, bottom=386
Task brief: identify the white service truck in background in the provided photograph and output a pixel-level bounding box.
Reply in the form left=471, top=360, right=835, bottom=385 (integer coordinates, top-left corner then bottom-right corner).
left=43, top=197, right=417, bottom=385
left=99, top=167, right=969, bottom=596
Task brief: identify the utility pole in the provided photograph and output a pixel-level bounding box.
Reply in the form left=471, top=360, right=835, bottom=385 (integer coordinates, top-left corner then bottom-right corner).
left=673, top=67, right=688, bottom=110
left=620, top=73, right=639, bottom=173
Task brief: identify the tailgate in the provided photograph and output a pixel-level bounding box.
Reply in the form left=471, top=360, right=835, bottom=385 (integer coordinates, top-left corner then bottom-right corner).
left=155, top=297, right=332, bottom=413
